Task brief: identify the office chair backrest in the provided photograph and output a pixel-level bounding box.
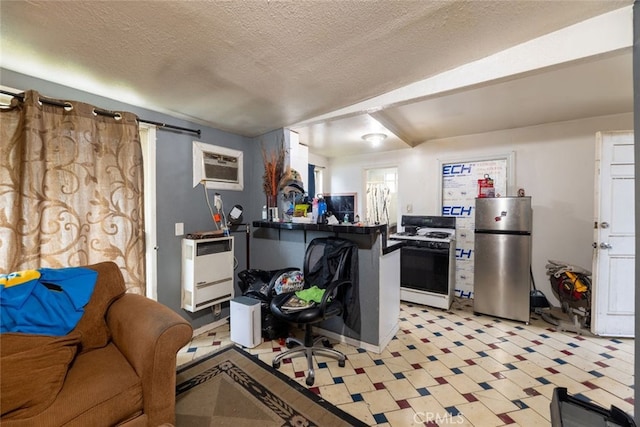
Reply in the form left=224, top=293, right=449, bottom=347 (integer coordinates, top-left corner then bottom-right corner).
left=304, top=238, right=354, bottom=288
left=304, top=237, right=361, bottom=333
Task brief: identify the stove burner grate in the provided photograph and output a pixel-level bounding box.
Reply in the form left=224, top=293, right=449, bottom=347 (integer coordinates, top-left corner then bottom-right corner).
left=422, top=231, right=451, bottom=239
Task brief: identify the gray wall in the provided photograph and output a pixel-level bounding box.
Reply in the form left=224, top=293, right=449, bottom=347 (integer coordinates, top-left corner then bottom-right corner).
left=1, top=69, right=271, bottom=330
left=154, top=124, right=251, bottom=328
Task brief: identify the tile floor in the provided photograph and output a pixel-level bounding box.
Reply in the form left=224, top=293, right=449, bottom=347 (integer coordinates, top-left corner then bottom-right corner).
left=177, top=300, right=634, bottom=426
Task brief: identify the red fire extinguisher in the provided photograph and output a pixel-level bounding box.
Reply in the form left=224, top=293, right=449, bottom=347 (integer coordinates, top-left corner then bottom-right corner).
left=477, top=174, right=495, bottom=198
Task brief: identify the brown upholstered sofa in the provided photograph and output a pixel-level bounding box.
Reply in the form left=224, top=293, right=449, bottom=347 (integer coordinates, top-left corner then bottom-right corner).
left=0, top=261, right=193, bottom=426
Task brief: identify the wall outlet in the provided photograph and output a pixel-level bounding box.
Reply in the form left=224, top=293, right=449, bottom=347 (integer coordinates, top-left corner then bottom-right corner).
left=406, top=204, right=413, bottom=213
left=175, top=222, right=184, bottom=236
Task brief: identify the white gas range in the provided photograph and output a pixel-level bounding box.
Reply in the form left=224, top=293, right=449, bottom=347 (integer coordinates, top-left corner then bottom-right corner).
left=389, top=215, right=456, bottom=309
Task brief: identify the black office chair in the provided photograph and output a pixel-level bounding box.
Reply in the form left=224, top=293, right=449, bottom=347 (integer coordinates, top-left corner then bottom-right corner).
left=270, top=237, right=358, bottom=386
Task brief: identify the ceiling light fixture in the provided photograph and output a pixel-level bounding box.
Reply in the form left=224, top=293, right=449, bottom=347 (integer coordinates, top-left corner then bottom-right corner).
left=361, top=133, right=387, bottom=145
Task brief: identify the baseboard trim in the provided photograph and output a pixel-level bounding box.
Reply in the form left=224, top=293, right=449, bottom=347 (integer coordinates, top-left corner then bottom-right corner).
left=191, top=316, right=229, bottom=337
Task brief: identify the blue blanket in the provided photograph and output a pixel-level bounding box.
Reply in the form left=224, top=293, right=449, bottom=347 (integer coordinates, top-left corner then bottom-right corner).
left=1, top=267, right=98, bottom=336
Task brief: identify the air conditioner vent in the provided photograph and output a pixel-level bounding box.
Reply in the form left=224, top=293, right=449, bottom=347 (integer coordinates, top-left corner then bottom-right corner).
left=193, top=142, right=244, bottom=191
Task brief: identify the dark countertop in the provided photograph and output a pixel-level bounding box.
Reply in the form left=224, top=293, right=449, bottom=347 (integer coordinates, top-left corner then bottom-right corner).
left=252, top=220, right=387, bottom=235
left=382, top=240, right=404, bottom=255
left=252, top=220, right=403, bottom=253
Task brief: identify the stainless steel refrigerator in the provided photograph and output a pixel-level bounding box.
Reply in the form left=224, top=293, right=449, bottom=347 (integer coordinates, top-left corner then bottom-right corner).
left=473, top=197, right=532, bottom=323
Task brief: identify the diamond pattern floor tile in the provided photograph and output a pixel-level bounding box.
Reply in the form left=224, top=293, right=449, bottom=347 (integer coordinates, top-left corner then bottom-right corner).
left=177, top=299, right=635, bottom=425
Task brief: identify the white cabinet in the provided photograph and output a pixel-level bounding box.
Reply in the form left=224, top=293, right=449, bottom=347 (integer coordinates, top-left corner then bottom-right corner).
left=181, top=236, right=234, bottom=312
left=379, top=247, right=401, bottom=351
left=286, top=129, right=308, bottom=187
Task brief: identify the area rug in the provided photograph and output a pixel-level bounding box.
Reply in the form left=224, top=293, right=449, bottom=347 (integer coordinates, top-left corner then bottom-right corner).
left=175, top=346, right=367, bottom=426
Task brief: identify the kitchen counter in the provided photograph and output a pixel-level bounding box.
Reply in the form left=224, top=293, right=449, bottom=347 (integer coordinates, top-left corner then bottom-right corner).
left=252, top=220, right=388, bottom=247
left=252, top=220, right=386, bottom=233
left=251, top=220, right=400, bottom=353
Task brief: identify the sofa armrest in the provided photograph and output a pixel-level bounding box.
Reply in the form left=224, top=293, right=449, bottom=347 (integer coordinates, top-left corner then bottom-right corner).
left=106, top=294, right=192, bottom=427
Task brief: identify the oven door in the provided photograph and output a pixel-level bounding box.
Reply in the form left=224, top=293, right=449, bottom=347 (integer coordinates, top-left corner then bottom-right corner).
left=400, top=245, right=450, bottom=295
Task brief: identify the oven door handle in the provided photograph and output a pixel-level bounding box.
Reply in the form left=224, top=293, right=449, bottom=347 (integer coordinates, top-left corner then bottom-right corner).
left=401, top=246, right=449, bottom=254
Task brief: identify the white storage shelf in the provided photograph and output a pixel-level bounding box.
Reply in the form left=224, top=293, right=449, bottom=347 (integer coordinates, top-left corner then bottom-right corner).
left=181, top=236, right=234, bottom=312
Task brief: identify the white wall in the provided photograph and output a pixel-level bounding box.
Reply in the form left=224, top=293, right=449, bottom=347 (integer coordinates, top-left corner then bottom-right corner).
left=329, top=112, right=633, bottom=304
left=285, top=130, right=309, bottom=191
left=309, top=151, right=330, bottom=194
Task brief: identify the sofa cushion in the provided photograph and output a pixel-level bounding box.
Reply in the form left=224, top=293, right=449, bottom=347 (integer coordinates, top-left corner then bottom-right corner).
left=0, top=332, right=81, bottom=419
left=73, top=262, right=126, bottom=353
left=5, top=343, right=144, bottom=426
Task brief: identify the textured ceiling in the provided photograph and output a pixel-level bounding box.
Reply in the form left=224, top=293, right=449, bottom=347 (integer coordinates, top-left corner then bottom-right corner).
left=0, top=1, right=633, bottom=157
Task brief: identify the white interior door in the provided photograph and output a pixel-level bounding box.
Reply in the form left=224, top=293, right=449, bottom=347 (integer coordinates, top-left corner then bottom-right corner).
left=592, top=131, right=634, bottom=337
left=139, top=124, right=158, bottom=300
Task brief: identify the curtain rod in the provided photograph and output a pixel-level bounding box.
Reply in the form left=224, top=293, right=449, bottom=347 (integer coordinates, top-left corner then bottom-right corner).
left=0, top=89, right=201, bottom=137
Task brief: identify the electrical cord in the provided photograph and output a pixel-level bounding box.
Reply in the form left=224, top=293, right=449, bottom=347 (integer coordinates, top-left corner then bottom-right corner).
left=202, top=183, right=219, bottom=229
left=202, top=183, right=232, bottom=234
left=217, top=197, right=228, bottom=231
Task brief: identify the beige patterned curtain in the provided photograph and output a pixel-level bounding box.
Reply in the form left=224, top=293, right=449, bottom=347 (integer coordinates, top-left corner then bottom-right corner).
left=0, top=90, right=145, bottom=294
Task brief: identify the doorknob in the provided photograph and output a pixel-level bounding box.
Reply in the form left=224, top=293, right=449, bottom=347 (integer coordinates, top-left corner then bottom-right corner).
left=600, top=222, right=610, bottom=229
left=599, top=242, right=613, bottom=249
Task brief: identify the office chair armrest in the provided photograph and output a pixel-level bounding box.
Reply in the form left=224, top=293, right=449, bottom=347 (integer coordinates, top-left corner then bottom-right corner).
left=271, top=291, right=294, bottom=307
left=319, top=279, right=351, bottom=315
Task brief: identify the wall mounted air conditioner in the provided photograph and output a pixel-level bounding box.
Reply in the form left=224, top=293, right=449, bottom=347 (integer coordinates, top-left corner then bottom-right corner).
left=193, top=141, right=244, bottom=191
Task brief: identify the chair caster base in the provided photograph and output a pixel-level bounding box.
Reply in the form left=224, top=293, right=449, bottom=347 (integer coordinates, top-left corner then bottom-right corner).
left=305, top=375, right=315, bottom=386
left=271, top=325, right=346, bottom=387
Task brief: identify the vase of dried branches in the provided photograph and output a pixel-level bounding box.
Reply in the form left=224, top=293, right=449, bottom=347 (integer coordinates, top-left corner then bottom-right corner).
left=261, top=142, right=285, bottom=209
left=266, top=194, right=277, bottom=209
